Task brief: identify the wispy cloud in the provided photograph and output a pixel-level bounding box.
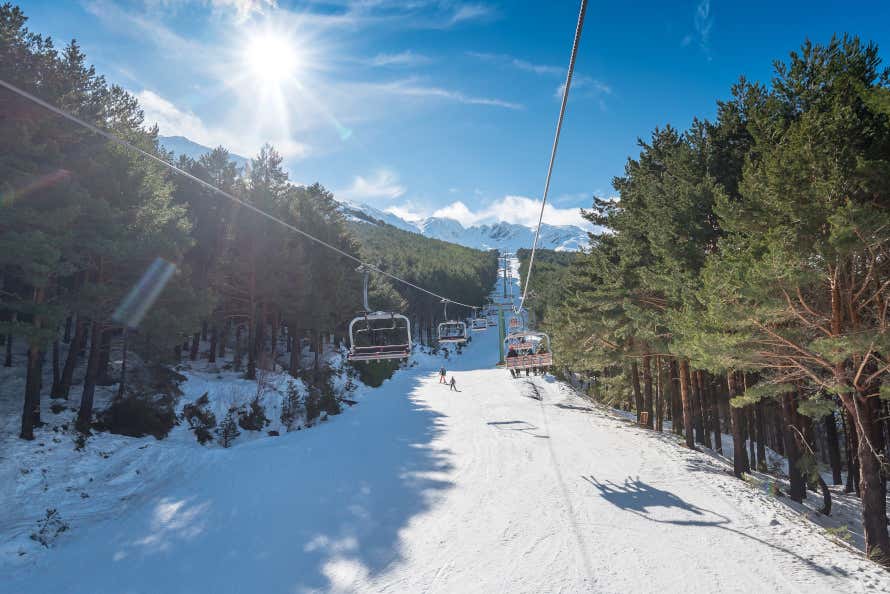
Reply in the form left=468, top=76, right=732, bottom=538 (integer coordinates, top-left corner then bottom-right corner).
left=467, top=51, right=562, bottom=76
left=685, top=0, right=714, bottom=59
left=368, top=50, right=431, bottom=67
left=363, top=79, right=523, bottom=110
left=340, top=169, right=406, bottom=201
left=467, top=50, right=611, bottom=101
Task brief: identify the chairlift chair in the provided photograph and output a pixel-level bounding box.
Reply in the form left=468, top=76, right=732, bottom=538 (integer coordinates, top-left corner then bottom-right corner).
left=437, top=300, right=468, bottom=344
left=504, top=331, right=553, bottom=372
left=347, top=266, right=412, bottom=362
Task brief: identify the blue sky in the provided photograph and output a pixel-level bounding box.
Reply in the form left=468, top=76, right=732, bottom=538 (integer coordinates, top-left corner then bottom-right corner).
left=15, top=0, right=890, bottom=229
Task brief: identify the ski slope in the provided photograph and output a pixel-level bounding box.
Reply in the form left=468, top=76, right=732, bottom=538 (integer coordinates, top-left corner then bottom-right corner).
left=8, top=272, right=890, bottom=593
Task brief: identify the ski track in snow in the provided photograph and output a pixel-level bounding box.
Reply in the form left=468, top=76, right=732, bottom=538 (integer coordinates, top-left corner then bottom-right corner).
left=6, top=265, right=890, bottom=593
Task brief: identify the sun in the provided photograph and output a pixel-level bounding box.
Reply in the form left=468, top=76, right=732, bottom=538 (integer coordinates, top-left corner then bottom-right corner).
left=244, top=33, right=300, bottom=83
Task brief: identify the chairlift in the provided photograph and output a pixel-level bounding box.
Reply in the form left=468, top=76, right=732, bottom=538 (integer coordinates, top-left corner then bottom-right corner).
left=348, top=266, right=412, bottom=362
left=504, top=331, right=553, bottom=372
left=437, top=300, right=467, bottom=344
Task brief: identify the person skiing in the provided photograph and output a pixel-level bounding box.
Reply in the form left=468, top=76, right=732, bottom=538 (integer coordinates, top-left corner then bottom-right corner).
left=439, top=366, right=447, bottom=384
left=449, top=376, right=458, bottom=392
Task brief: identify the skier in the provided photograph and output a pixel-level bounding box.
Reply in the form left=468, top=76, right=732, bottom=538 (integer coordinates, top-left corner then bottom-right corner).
left=449, top=376, right=458, bottom=392
left=439, top=366, right=447, bottom=384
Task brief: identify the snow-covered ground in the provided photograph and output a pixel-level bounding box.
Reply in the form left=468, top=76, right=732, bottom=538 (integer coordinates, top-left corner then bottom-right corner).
left=4, top=262, right=890, bottom=593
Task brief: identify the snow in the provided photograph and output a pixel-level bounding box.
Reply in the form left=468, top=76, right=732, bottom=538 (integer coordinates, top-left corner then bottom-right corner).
left=3, top=262, right=890, bottom=592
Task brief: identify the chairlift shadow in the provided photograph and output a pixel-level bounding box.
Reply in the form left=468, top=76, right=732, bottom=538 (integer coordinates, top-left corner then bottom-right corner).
left=486, top=420, right=549, bottom=439
left=582, top=474, right=837, bottom=577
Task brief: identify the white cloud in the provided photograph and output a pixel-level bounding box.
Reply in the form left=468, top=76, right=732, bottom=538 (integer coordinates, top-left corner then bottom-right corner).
left=428, top=195, right=592, bottom=229
left=466, top=52, right=562, bottom=76
left=208, top=0, right=276, bottom=21
left=448, top=3, right=492, bottom=26
left=686, top=0, right=713, bottom=58
left=136, top=89, right=310, bottom=159
left=340, top=169, right=406, bottom=201
left=369, top=50, right=431, bottom=67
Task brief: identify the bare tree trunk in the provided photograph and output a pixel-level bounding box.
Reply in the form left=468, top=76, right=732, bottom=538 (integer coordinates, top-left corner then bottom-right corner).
left=208, top=326, right=218, bottom=364
left=56, top=318, right=83, bottom=400
left=747, top=407, right=757, bottom=471
left=679, top=360, right=695, bottom=448
left=20, top=342, right=43, bottom=440
left=825, top=410, right=843, bottom=486
left=189, top=331, right=200, bottom=361
left=77, top=320, right=102, bottom=433
left=218, top=321, right=228, bottom=359
left=754, top=399, right=766, bottom=471
left=118, top=330, right=128, bottom=399
left=655, top=356, right=664, bottom=432
left=630, top=361, right=643, bottom=425
left=695, top=370, right=711, bottom=448
left=851, top=394, right=890, bottom=564
left=4, top=313, right=15, bottom=367
left=843, top=409, right=860, bottom=495
left=49, top=338, right=60, bottom=396
left=642, top=350, right=654, bottom=429
left=706, top=373, right=722, bottom=454
left=727, top=371, right=749, bottom=478
left=781, top=391, right=805, bottom=502
left=63, top=315, right=72, bottom=343
left=97, top=328, right=114, bottom=386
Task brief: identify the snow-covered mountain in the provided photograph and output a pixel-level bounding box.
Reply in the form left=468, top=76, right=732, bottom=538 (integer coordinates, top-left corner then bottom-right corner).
left=158, top=136, right=249, bottom=170
left=341, top=202, right=589, bottom=252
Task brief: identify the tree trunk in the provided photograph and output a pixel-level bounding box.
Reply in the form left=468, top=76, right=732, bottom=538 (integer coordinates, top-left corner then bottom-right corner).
left=63, top=315, right=72, bottom=343
left=747, top=407, right=757, bottom=471
left=754, top=399, right=766, bottom=471
left=669, top=360, right=682, bottom=435
left=218, top=322, right=228, bottom=359
left=189, top=331, right=200, bottom=361
left=97, top=328, right=114, bottom=386
left=208, top=326, right=217, bottom=364
left=234, top=324, right=243, bottom=372
left=630, top=361, right=643, bottom=424
left=246, top=318, right=257, bottom=379
left=77, top=320, right=102, bottom=433
left=824, top=411, right=843, bottom=486
left=695, top=370, right=711, bottom=448
left=20, top=342, right=43, bottom=440
left=3, top=313, right=14, bottom=367
left=118, top=330, right=128, bottom=399
left=850, top=394, right=890, bottom=564
left=772, top=402, right=785, bottom=456
left=727, top=371, right=749, bottom=478
left=201, top=319, right=208, bottom=342
left=843, top=409, right=860, bottom=495
left=57, top=319, right=86, bottom=399
left=655, top=356, right=664, bottom=432
left=641, top=350, right=654, bottom=429
left=678, top=360, right=695, bottom=448
left=706, top=374, right=723, bottom=454
left=50, top=339, right=60, bottom=398
left=781, top=391, right=805, bottom=502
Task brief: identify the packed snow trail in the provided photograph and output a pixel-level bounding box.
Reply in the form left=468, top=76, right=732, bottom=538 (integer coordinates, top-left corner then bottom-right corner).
left=8, top=268, right=890, bottom=593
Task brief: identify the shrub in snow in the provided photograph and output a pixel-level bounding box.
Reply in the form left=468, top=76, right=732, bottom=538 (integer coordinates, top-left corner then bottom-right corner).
left=237, top=398, right=269, bottom=432
left=30, top=509, right=68, bottom=547
left=182, top=393, right=217, bottom=445
left=96, top=393, right=176, bottom=439
left=217, top=408, right=240, bottom=448
left=305, top=388, right=321, bottom=426
left=319, top=380, right=341, bottom=417
left=280, top=380, right=303, bottom=431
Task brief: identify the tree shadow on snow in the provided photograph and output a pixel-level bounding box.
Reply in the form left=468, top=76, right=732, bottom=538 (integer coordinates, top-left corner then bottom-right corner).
left=15, top=370, right=456, bottom=594
left=583, top=475, right=837, bottom=577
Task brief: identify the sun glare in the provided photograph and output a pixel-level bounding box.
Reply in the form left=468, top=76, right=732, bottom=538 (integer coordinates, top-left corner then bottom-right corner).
left=244, top=34, right=300, bottom=83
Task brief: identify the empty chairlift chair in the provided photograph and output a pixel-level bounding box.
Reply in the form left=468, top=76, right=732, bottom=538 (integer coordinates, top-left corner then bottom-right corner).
left=437, top=300, right=468, bottom=344
left=347, top=266, right=412, bottom=362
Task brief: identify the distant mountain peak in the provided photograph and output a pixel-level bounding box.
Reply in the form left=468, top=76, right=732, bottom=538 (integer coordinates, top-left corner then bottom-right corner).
left=342, top=203, right=589, bottom=252
left=158, top=136, right=249, bottom=170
